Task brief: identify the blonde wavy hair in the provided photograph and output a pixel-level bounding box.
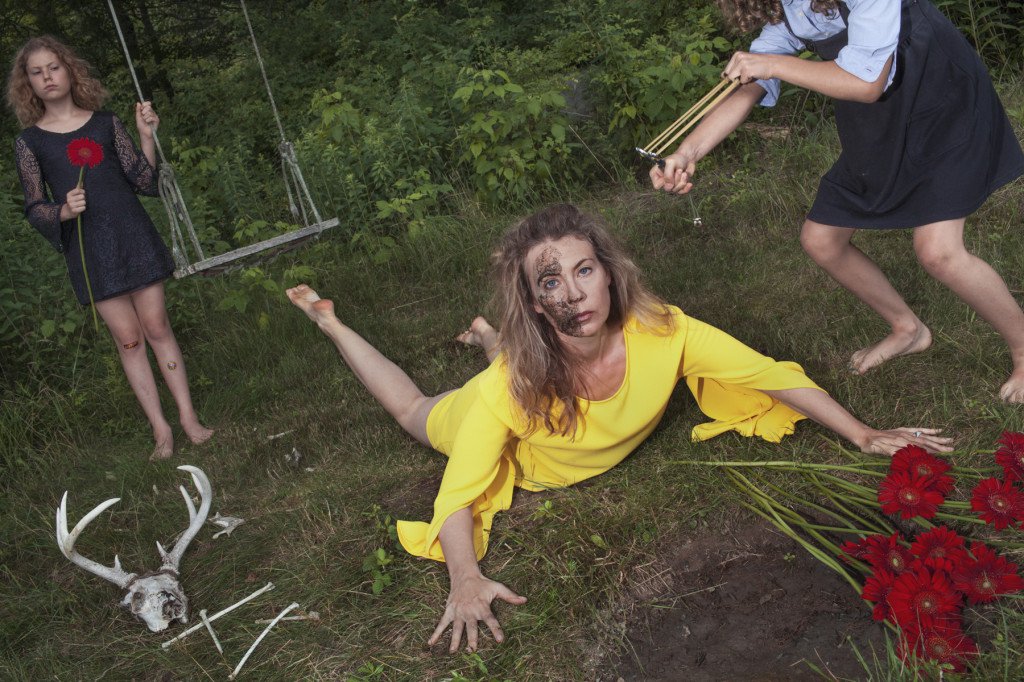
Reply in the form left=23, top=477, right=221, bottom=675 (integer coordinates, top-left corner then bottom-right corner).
left=715, top=0, right=840, bottom=33
left=491, top=204, right=674, bottom=439
left=6, top=36, right=108, bottom=127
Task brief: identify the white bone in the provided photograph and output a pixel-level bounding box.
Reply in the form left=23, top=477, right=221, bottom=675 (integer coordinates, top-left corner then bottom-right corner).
left=254, top=611, right=319, bottom=624
left=229, top=602, right=300, bottom=680
left=199, top=609, right=223, bottom=654
left=55, top=492, right=136, bottom=588
left=161, top=466, right=212, bottom=570
left=161, top=582, right=276, bottom=649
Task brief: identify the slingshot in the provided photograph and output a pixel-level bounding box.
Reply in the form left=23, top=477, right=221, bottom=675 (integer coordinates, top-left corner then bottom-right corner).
left=635, top=77, right=740, bottom=167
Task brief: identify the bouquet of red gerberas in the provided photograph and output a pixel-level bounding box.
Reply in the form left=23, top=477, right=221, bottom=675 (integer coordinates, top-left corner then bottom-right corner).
left=680, top=432, right=1024, bottom=675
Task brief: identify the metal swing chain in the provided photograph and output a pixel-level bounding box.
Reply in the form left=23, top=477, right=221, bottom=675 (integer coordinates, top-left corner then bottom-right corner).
left=105, top=0, right=205, bottom=272
left=238, top=0, right=323, bottom=227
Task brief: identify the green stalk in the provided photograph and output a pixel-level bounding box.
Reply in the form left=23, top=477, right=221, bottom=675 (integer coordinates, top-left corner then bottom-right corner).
left=674, top=459, right=884, bottom=477
left=75, top=166, right=99, bottom=332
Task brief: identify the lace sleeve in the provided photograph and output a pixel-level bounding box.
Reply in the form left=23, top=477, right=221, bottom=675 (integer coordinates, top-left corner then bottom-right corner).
left=112, top=114, right=159, bottom=197
left=14, top=136, right=66, bottom=253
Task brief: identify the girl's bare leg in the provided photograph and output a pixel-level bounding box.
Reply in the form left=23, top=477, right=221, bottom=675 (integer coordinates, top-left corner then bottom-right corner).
left=286, top=284, right=447, bottom=445
left=913, top=218, right=1024, bottom=402
left=800, top=219, right=932, bottom=373
left=456, top=317, right=500, bottom=363
left=95, top=295, right=174, bottom=459
left=131, top=282, right=214, bottom=444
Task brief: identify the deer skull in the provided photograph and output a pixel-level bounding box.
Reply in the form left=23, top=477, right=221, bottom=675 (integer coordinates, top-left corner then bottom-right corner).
left=55, top=465, right=212, bottom=632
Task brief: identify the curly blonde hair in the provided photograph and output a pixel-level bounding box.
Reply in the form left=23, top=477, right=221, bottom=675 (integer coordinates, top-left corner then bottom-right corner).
left=6, top=36, right=108, bottom=127
left=715, top=0, right=841, bottom=33
left=491, top=204, right=674, bottom=438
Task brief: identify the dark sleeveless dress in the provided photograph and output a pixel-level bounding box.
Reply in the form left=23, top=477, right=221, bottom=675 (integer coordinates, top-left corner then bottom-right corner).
left=785, top=0, right=1024, bottom=229
left=14, top=111, right=174, bottom=305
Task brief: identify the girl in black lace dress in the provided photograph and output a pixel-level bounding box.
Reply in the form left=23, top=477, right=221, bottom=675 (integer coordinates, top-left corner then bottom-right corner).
left=7, top=36, right=213, bottom=459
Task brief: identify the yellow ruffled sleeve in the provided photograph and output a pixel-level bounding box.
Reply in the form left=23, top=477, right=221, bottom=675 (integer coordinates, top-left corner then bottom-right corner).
left=396, top=369, right=517, bottom=562
left=677, top=313, right=825, bottom=443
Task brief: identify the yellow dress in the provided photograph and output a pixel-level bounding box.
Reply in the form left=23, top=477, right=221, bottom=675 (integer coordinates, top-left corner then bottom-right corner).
left=396, top=306, right=823, bottom=562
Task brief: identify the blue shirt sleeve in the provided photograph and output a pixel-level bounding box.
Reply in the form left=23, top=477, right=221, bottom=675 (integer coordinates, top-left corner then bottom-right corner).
left=748, top=0, right=900, bottom=108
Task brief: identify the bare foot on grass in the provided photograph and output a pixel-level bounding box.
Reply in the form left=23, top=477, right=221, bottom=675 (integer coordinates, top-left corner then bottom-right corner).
left=456, top=316, right=499, bottom=362
left=183, top=422, right=215, bottom=445
left=849, top=324, right=932, bottom=375
left=286, top=284, right=337, bottom=327
left=999, top=369, right=1024, bottom=403
left=150, top=424, right=174, bottom=461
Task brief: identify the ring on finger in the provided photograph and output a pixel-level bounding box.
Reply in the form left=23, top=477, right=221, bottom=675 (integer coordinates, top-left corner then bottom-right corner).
left=913, top=430, right=922, bottom=438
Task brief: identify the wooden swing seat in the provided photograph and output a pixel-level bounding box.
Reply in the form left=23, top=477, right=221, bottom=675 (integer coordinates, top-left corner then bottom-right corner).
left=173, top=217, right=339, bottom=278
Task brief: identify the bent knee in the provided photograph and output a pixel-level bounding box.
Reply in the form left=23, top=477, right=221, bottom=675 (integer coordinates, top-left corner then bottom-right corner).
left=800, top=223, right=845, bottom=263
left=915, top=243, right=965, bottom=277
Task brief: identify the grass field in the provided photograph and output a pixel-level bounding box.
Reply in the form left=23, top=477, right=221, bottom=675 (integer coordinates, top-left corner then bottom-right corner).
left=3, top=101, right=1024, bottom=680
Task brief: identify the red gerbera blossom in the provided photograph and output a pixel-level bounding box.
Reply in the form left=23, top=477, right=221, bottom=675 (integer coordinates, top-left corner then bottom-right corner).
left=891, top=444, right=952, bottom=480
left=66, top=137, right=104, bottom=169
left=970, top=477, right=1024, bottom=530
left=888, top=566, right=961, bottom=628
left=861, top=568, right=897, bottom=622
left=839, top=536, right=872, bottom=563
left=995, top=431, right=1024, bottom=482
left=952, top=541, right=1024, bottom=604
left=862, top=533, right=914, bottom=574
left=879, top=470, right=945, bottom=519
left=910, top=526, right=968, bottom=574
left=897, top=619, right=979, bottom=673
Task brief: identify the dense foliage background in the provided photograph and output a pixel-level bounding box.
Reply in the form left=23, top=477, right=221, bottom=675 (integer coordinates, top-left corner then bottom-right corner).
left=1, top=1, right=1022, bottom=679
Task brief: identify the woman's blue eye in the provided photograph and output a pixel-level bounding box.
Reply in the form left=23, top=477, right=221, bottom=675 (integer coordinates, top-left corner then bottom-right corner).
left=543, top=279, right=558, bottom=290
left=579, top=266, right=592, bottom=276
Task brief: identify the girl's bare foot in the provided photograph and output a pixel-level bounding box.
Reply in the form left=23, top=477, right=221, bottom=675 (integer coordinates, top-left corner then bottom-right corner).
left=149, top=424, right=174, bottom=461
left=849, top=323, right=932, bottom=375
left=456, top=316, right=499, bottom=362
left=286, top=284, right=337, bottom=327
left=183, top=422, right=215, bottom=445
left=999, top=369, right=1024, bottom=403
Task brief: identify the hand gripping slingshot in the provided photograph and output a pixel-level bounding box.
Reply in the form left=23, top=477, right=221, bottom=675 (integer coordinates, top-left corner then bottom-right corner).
left=634, top=77, right=740, bottom=168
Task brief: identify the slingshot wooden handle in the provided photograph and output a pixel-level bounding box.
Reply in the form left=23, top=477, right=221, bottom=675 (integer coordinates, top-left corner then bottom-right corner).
left=637, top=77, right=741, bottom=162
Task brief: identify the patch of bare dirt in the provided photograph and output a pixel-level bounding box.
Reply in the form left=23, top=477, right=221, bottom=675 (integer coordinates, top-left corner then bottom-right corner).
left=612, top=522, right=883, bottom=681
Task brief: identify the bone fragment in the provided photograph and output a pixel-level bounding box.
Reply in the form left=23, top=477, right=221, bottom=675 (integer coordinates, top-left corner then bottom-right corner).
left=267, top=430, right=293, bottom=441
left=209, top=512, right=245, bottom=539
left=199, top=609, right=223, bottom=655
left=161, top=582, right=275, bottom=649
left=229, top=602, right=300, bottom=680
left=254, top=610, right=319, bottom=624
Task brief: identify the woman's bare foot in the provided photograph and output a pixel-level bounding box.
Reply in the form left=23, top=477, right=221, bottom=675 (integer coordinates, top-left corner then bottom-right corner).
left=999, top=369, right=1024, bottom=403
left=286, top=284, right=337, bottom=327
left=849, top=323, right=932, bottom=375
left=149, top=424, right=174, bottom=461
left=456, top=316, right=499, bottom=362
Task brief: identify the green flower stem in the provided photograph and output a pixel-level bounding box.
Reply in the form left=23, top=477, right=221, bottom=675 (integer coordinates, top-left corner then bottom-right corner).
left=75, top=166, right=99, bottom=332
left=807, top=476, right=894, bottom=536
left=675, top=459, right=884, bottom=477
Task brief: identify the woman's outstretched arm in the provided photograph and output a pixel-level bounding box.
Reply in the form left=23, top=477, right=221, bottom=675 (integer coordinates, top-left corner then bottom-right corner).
left=763, top=386, right=953, bottom=456
left=428, top=508, right=526, bottom=652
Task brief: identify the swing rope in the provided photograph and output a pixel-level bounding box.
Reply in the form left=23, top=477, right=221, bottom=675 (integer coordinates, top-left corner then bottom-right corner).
left=238, top=0, right=324, bottom=226
left=105, top=0, right=205, bottom=272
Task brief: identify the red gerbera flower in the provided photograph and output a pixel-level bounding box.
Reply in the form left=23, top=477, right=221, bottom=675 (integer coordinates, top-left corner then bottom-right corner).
left=891, top=444, right=952, bottom=480
left=861, top=568, right=897, bottom=622
left=862, top=533, right=914, bottom=574
left=879, top=470, right=945, bottom=519
left=839, top=536, right=871, bottom=563
left=888, top=565, right=961, bottom=628
left=897, top=619, right=979, bottom=673
left=66, top=137, right=104, bottom=169
left=995, top=431, right=1024, bottom=482
left=952, top=541, right=1024, bottom=604
left=910, top=526, right=968, bottom=574
left=970, top=477, right=1024, bottom=530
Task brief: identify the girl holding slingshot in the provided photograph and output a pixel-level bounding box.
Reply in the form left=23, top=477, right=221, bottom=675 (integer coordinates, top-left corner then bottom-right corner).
left=649, top=0, right=1024, bottom=402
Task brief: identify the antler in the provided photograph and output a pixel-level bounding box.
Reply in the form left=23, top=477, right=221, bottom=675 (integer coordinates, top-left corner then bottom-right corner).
left=56, top=492, right=137, bottom=588
left=157, top=466, right=213, bottom=570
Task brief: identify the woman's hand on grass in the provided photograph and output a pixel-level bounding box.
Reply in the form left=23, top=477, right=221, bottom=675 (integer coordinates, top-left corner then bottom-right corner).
left=428, top=573, right=526, bottom=652
left=859, top=428, right=954, bottom=456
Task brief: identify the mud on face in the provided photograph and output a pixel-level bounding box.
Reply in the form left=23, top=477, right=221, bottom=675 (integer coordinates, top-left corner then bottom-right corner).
left=534, top=245, right=584, bottom=337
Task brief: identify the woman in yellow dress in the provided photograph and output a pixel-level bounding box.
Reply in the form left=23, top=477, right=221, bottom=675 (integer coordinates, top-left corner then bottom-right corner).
left=286, top=203, right=951, bottom=652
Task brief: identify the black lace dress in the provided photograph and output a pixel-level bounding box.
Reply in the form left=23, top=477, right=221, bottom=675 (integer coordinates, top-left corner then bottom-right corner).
left=15, top=111, right=174, bottom=305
